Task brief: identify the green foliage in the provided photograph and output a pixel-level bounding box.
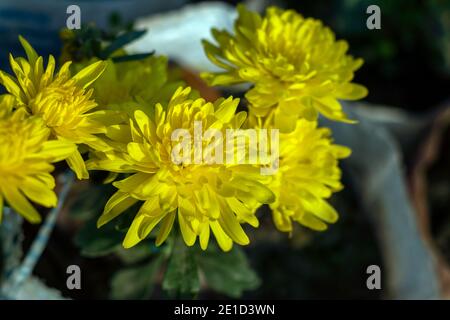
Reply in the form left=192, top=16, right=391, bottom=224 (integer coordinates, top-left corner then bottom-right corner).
left=69, top=183, right=114, bottom=222
left=99, top=30, right=146, bottom=58
left=110, top=255, right=164, bottom=300
left=162, top=231, right=200, bottom=298
left=160, top=227, right=261, bottom=299
left=115, top=242, right=161, bottom=265
left=60, top=24, right=152, bottom=63
left=75, top=218, right=123, bottom=257
left=111, top=53, right=155, bottom=63
left=197, top=246, right=261, bottom=298
left=71, top=182, right=135, bottom=257
left=70, top=185, right=261, bottom=299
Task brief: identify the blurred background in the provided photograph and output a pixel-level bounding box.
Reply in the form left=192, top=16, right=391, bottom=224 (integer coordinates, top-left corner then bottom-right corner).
left=0, top=0, right=449, bottom=300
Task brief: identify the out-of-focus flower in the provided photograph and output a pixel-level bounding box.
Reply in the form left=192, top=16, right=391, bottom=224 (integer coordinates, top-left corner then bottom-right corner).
left=89, top=55, right=183, bottom=119
left=202, top=5, right=367, bottom=132
left=87, top=87, right=274, bottom=251
left=0, top=36, right=108, bottom=179
left=268, top=119, right=350, bottom=232
left=0, top=95, right=75, bottom=223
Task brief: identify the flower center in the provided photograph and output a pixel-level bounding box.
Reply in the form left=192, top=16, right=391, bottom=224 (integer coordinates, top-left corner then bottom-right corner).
left=29, top=82, right=96, bottom=129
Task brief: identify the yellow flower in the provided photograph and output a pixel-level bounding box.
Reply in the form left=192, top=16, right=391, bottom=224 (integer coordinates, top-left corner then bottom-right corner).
left=0, top=36, right=108, bottom=179
left=87, top=87, right=274, bottom=251
left=0, top=95, right=76, bottom=223
left=80, top=56, right=187, bottom=184
left=88, top=55, right=183, bottom=119
left=268, top=119, right=350, bottom=232
left=202, top=5, right=367, bottom=132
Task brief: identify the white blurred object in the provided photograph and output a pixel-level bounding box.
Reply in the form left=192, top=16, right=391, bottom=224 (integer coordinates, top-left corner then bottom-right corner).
left=126, top=2, right=237, bottom=71
left=0, top=208, right=65, bottom=300
left=7, top=277, right=65, bottom=300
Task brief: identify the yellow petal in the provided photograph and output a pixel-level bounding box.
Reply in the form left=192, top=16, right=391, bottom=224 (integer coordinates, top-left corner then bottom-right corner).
left=335, top=83, right=368, bottom=100
left=232, top=178, right=275, bottom=204
left=123, top=214, right=145, bottom=248
left=127, top=142, right=148, bottom=162
left=0, top=70, right=22, bottom=99
left=1, top=186, right=41, bottom=223
left=113, top=172, right=156, bottom=200
left=20, top=177, right=57, bottom=208
left=133, top=110, right=151, bottom=140
left=155, top=211, right=176, bottom=246
left=303, top=196, right=339, bottom=224
left=41, top=56, right=56, bottom=88
left=66, top=150, right=89, bottom=180
left=137, top=213, right=165, bottom=240
left=178, top=210, right=196, bottom=246
left=210, top=220, right=232, bottom=252
left=219, top=200, right=250, bottom=245
left=332, top=145, right=352, bottom=158
left=39, top=140, right=77, bottom=162
left=297, top=212, right=328, bottom=231
left=226, top=197, right=259, bottom=227
left=86, top=157, right=133, bottom=173
left=34, top=173, right=55, bottom=189
left=103, top=172, right=119, bottom=184
left=106, top=125, right=132, bottom=143
left=98, top=191, right=138, bottom=227
left=202, top=72, right=242, bottom=86
left=19, top=35, right=38, bottom=65
left=72, top=60, right=106, bottom=89
left=215, top=96, right=240, bottom=123
left=271, top=209, right=293, bottom=233
left=313, top=97, right=356, bottom=123
left=199, top=223, right=210, bottom=250
left=122, top=199, right=162, bottom=249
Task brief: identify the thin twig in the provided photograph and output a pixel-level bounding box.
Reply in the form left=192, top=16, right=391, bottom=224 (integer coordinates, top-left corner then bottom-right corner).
left=7, top=171, right=74, bottom=293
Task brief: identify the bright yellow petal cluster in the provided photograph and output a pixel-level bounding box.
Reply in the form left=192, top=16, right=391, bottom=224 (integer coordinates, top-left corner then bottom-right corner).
left=202, top=5, right=367, bottom=132
left=88, top=87, right=274, bottom=251
left=269, top=119, right=350, bottom=232
left=0, top=36, right=109, bottom=179
left=0, top=95, right=75, bottom=223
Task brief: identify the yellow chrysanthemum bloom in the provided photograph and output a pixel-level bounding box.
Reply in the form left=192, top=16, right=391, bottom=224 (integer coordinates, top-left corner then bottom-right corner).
left=0, top=36, right=108, bottom=179
left=202, top=5, right=368, bottom=132
left=87, top=87, right=274, bottom=251
left=0, top=95, right=76, bottom=223
left=88, top=55, right=183, bottom=119
left=80, top=56, right=188, bottom=184
left=268, top=119, right=350, bottom=232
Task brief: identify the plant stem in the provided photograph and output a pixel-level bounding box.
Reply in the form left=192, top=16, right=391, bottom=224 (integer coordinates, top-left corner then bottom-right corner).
left=7, top=171, right=74, bottom=293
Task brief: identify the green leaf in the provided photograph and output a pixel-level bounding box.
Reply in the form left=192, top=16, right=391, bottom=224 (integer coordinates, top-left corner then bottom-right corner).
left=197, top=246, right=261, bottom=298
left=111, top=52, right=155, bottom=63
left=69, top=183, right=114, bottom=221
left=110, top=255, right=164, bottom=299
left=162, top=230, right=200, bottom=298
left=75, top=218, right=123, bottom=257
left=115, top=242, right=161, bottom=265
left=100, top=30, right=147, bottom=58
